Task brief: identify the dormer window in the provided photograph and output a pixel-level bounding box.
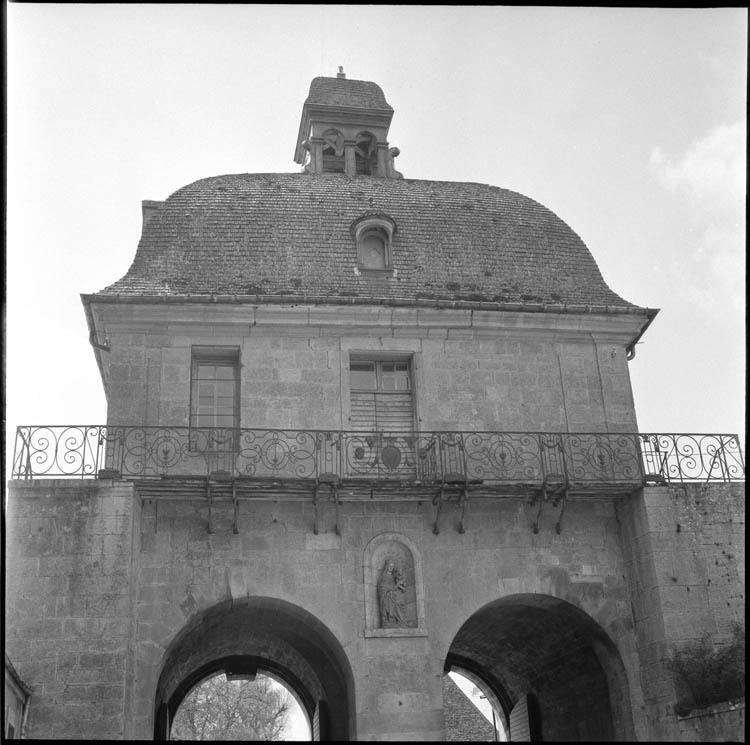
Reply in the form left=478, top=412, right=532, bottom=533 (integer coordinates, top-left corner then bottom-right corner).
left=352, top=214, right=396, bottom=273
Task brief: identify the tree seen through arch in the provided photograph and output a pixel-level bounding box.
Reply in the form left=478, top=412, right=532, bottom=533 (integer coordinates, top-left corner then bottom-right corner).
left=170, top=671, right=310, bottom=740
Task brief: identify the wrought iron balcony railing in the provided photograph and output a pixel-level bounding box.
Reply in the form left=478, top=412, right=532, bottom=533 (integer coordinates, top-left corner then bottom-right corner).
left=11, top=426, right=745, bottom=485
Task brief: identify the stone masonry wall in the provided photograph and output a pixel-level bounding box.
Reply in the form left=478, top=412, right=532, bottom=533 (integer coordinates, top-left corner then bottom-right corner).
left=677, top=700, right=745, bottom=742
left=130, top=490, right=638, bottom=740
left=4, top=480, right=139, bottom=739
left=6, top=479, right=744, bottom=740
left=442, top=675, right=496, bottom=741
left=100, top=311, right=639, bottom=433
left=617, top=483, right=745, bottom=741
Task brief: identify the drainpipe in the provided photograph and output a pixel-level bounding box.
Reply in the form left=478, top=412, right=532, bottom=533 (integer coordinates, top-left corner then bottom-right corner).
left=89, top=328, right=110, bottom=352
left=626, top=309, right=659, bottom=361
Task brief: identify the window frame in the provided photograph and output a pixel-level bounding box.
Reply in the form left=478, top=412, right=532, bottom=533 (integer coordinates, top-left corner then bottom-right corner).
left=189, top=346, right=241, bottom=451
left=349, top=360, right=412, bottom=393
left=348, top=354, right=416, bottom=434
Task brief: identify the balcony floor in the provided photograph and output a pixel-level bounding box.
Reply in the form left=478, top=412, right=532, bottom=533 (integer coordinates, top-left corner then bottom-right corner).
left=128, top=473, right=644, bottom=502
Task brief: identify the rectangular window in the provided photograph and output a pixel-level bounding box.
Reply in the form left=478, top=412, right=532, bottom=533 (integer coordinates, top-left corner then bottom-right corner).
left=190, top=348, right=239, bottom=450
left=349, top=359, right=414, bottom=433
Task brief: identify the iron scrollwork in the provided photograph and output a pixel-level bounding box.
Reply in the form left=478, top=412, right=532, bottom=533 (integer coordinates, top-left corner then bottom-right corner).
left=11, top=426, right=745, bottom=485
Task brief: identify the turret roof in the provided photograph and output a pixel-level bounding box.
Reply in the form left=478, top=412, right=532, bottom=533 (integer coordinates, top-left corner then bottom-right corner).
left=305, top=76, right=393, bottom=111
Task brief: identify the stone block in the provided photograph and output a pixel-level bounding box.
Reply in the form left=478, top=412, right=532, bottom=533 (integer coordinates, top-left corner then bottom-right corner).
left=62, top=666, right=127, bottom=685
left=662, top=610, right=718, bottom=641
left=79, top=651, right=125, bottom=669
left=85, top=594, right=131, bottom=617
left=64, top=618, right=126, bottom=644
left=377, top=691, right=433, bottom=712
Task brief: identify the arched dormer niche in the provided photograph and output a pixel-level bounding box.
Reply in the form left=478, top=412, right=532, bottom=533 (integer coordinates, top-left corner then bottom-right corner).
left=351, top=213, right=396, bottom=273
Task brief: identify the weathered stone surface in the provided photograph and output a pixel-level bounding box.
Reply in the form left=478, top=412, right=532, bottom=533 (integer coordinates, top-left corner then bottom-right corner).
left=7, top=476, right=743, bottom=740
left=617, top=483, right=745, bottom=740
left=94, top=305, right=644, bottom=434
left=677, top=700, right=745, bottom=742
left=5, top=480, right=137, bottom=739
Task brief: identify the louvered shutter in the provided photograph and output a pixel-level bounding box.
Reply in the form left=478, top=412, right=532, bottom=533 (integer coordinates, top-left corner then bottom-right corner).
left=350, top=391, right=413, bottom=433
left=374, top=392, right=414, bottom=433
left=509, top=693, right=531, bottom=741
left=350, top=392, right=377, bottom=431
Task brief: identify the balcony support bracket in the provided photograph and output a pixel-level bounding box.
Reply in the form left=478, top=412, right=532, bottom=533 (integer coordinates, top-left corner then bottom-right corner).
left=313, top=481, right=320, bottom=535
left=458, top=485, right=469, bottom=534
left=232, top=479, right=239, bottom=534
left=432, top=483, right=463, bottom=535
left=207, top=478, right=213, bottom=535
left=330, top=484, right=341, bottom=536
left=554, top=485, right=568, bottom=534
left=532, top=476, right=569, bottom=534
left=432, top=486, right=445, bottom=535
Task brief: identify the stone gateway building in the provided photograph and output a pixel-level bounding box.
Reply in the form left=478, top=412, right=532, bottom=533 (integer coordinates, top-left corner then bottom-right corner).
left=6, top=71, right=745, bottom=741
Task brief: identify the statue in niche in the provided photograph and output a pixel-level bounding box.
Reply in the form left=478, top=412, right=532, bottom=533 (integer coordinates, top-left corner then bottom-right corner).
left=377, top=558, right=407, bottom=627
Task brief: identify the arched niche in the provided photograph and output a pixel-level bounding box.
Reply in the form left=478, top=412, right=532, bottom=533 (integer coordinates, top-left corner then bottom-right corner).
left=363, top=532, right=427, bottom=637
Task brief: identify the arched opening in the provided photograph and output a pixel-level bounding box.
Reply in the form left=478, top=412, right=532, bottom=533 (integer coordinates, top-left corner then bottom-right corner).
left=354, top=131, right=378, bottom=175
left=321, top=129, right=345, bottom=173
left=445, top=594, right=635, bottom=741
left=154, top=597, right=355, bottom=741
left=444, top=666, right=508, bottom=741
left=170, top=667, right=310, bottom=740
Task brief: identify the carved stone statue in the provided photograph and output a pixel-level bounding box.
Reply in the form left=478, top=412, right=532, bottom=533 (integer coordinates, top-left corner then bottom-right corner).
left=301, top=140, right=315, bottom=174
left=377, top=558, right=407, bottom=627
left=387, top=147, right=403, bottom=179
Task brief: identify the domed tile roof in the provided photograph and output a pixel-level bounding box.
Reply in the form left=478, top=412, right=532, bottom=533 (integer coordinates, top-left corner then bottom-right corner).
left=305, top=76, right=393, bottom=111
left=97, top=172, right=641, bottom=310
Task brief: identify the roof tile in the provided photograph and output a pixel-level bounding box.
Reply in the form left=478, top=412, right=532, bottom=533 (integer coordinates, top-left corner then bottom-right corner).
left=98, top=173, right=640, bottom=309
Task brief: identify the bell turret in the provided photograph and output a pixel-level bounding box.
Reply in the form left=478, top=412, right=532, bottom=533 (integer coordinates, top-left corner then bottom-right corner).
left=294, top=68, right=402, bottom=178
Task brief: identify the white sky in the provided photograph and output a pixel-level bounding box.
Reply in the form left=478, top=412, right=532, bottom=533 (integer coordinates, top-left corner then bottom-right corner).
left=6, top=6, right=746, bottom=468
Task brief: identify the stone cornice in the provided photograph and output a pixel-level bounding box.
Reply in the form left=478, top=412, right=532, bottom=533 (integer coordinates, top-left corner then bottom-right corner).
left=83, top=294, right=656, bottom=347
left=82, top=292, right=657, bottom=318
